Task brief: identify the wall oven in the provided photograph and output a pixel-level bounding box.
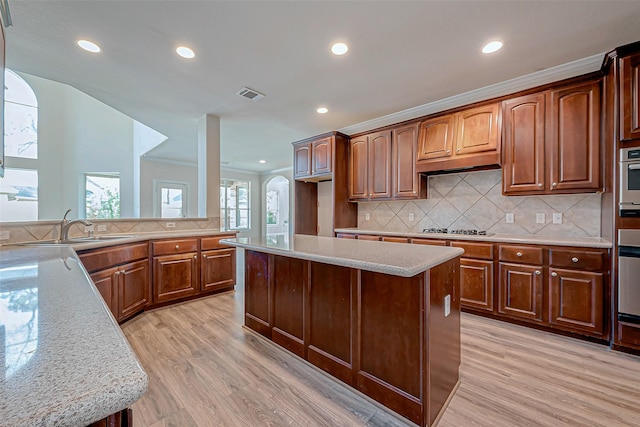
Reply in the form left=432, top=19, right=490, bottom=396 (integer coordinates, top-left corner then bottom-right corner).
left=619, top=147, right=640, bottom=216
left=618, top=229, right=640, bottom=324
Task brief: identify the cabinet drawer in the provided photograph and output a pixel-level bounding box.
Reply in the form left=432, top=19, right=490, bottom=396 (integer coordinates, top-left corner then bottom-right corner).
left=336, top=233, right=357, bottom=239
left=549, top=249, right=605, bottom=271
left=152, top=238, right=198, bottom=256
left=411, top=238, right=448, bottom=247
left=382, top=236, right=410, bottom=243
left=79, top=243, right=148, bottom=273
left=201, top=234, right=236, bottom=250
left=357, top=235, right=381, bottom=241
left=451, top=241, right=493, bottom=260
left=618, top=321, right=640, bottom=350
left=499, top=245, right=543, bottom=264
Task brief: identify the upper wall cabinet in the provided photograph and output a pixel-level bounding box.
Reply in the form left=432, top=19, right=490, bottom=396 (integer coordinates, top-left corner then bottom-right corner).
left=620, top=53, right=640, bottom=141
left=293, top=135, right=333, bottom=181
left=392, top=123, right=424, bottom=199
left=416, top=103, right=501, bottom=173
left=502, top=78, right=602, bottom=195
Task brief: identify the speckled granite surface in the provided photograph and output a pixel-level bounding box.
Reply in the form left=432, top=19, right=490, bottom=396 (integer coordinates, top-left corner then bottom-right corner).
left=221, top=235, right=464, bottom=277
left=335, top=228, right=613, bottom=249
left=0, top=246, right=148, bottom=427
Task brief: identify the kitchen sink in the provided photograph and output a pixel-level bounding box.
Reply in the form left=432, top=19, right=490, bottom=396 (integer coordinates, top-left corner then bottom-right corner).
left=18, top=235, right=137, bottom=246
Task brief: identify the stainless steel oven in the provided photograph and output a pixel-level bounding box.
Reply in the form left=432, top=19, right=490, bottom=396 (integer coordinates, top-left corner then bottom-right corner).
left=618, top=229, right=640, bottom=323
left=619, top=147, right=640, bottom=216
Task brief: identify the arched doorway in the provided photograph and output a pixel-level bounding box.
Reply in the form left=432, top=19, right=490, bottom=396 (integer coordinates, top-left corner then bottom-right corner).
left=265, top=175, right=290, bottom=244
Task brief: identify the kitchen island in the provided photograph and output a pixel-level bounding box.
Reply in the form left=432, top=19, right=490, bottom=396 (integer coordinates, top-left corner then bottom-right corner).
left=0, top=245, right=147, bottom=427
left=222, top=235, right=464, bottom=426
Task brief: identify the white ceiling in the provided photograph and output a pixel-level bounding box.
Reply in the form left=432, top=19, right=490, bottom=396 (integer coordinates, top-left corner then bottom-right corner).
left=6, top=1, right=640, bottom=173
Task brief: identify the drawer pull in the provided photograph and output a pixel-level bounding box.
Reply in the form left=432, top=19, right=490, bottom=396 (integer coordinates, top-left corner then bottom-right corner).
left=572, top=257, right=579, bottom=263
left=552, top=182, right=558, bottom=188
left=516, top=252, right=523, bottom=257
left=551, top=272, right=558, bottom=277
left=535, top=270, right=541, bottom=275
left=446, top=150, right=451, bottom=154
left=538, top=183, right=543, bottom=187
left=175, top=244, right=180, bottom=250
left=194, top=255, right=197, bottom=259
left=115, top=271, right=120, bottom=276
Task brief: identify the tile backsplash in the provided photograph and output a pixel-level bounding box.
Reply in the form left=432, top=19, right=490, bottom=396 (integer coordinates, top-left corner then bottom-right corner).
left=358, top=170, right=601, bottom=238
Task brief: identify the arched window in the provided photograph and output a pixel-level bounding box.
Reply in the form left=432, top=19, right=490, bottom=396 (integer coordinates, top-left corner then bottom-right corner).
left=0, top=70, right=39, bottom=221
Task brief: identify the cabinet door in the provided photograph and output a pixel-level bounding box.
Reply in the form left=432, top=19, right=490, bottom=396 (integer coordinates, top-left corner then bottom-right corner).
left=272, top=255, right=306, bottom=357
left=153, top=252, right=198, bottom=303
left=201, top=248, right=236, bottom=293
left=368, top=130, right=392, bottom=199
left=293, top=142, right=312, bottom=179
left=502, top=93, right=546, bottom=194
left=90, top=267, right=118, bottom=319
left=549, top=80, right=601, bottom=192
left=392, top=124, right=420, bottom=198
left=498, top=262, right=543, bottom=322
left=349, top=136, right=368, bottom=200
left=455, top=103, right=500, bottom=156
left=620, top=53, right=640, bottom=141
left=244, top=250, right=271, bottom=337
left=549, top=268, right=603, bottom=336
left=118, top=260, right=150, bottom=321
left=417, top=114, right=456, bottom=160
left=460, top=259, right=494, bottom=312
left=311, top=137, right=332, bottom=176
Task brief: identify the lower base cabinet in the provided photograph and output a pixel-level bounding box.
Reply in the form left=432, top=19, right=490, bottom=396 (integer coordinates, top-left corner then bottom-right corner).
left=460, top=259, right=494, bottom=312
left=549, top=268, right=603, bottom=336
left=87, top=408, right=132, bottom=427
left=498, top=262, right=543, bottom=323
left=201, top=248, right=236, bottom=292
left=153, top=252, right=199, bottom=303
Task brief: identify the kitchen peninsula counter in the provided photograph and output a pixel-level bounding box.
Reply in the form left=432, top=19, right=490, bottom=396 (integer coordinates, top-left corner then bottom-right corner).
left=0, top=245, right=147, bottom=427
left=222, top=235, right=464, bottom=426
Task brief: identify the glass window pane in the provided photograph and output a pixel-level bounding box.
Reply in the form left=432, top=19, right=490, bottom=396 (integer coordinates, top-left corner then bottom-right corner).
left=161, top=188, right=183, bottom=218
left=5, top=70, right=37, bottom=106
left=0, top=168, right=38, bottom=221
left=4, top=103, right=38, bottom=159
left=85, top=174, right=120, bottom=219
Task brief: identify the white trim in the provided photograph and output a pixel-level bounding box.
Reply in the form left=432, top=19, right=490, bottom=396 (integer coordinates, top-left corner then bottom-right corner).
left=339, top=53, right=604, bottom=136
left=142, top=155, right=197, bottom=167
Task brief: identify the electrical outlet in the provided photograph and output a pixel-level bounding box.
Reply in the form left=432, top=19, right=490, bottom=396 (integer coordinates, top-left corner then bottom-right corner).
left=97, top=224, right=107, bottom=232
left=166, top=222, right=176, bottom=228
left=505, top=213, right=514, bottom=224
left=536, top=213, right=546, bottom=224
left=0, top=230, right=10, bottom=240
left=408, top=212, right=415, bottom=221
left=84, top=225, right=94, bottom=233
left=553, top=213, right=562, bottom=224
left=365, top=213, right=370, bottom=221
left=444, top=294, right=451, bottom=317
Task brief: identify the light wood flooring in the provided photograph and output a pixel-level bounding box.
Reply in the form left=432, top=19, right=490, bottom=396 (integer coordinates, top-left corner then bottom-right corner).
left=122, top=288, right=640, bottom=427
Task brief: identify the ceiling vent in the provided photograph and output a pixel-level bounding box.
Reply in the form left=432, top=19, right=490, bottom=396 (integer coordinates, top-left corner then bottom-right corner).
left=236, top=87, right=265, bottom=101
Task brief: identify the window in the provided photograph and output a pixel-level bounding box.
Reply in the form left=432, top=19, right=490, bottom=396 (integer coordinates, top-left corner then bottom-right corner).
left=220, top=179, right=250, bottom=230
left=154, top=181, right=188, bottom=218
left=266, top=190, right=279, bottom=225
left=4, top=70, right=38, bottom=159
left=85, top=174, right=120, bottom=219
left=0, top=168, right=38, bottom=222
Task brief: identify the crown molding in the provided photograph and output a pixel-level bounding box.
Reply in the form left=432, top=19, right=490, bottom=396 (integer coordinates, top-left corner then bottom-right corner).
left=339, top=52, right=604, bottom=136
left=141, top=155, right=197, bottom=167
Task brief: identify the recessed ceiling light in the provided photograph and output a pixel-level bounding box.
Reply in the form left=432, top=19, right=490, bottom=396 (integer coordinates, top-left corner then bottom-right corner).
left=176, top=46, right=195, bottom=59
left=331, top=42, right=349, bottom=56
left=482, top=40, right=503, bottom=54
left=317, top=107, right=328, bottom=114
left=259, top=160, right=266, bottom=164
left=77, top=40, right=101, bottom=53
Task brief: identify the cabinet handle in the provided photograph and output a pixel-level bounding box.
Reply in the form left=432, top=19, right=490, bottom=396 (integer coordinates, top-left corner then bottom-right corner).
left=551, top=271, right=558, bottom=277
left=551, top=182, right=558, bottom=188
left=194, top=255, right=197, bottom=259
left=456, top=148, right=461, bottom=153
left=571, top=257, right=579, bottom=263
left=446, top=150, right=451, bottom=154
left=538, top=183, right=543, bottom=187
left=535, top=270, right=541, bottom=275
left=516, top=252, right=522, bottom=257
left=175, top=244, right=180, bottom=250
left=115, top=271, right=120, bottom=276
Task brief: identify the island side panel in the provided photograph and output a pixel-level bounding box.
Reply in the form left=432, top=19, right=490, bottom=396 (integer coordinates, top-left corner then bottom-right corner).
left=307, top=262, right=356, bottom=385
left=244, top=250, right=271, bottom=337
left=272, top=255, right=307, bottom=358
left=356, top=270, right=424, bottom=426
left=425, top=257, right=461, bottom=426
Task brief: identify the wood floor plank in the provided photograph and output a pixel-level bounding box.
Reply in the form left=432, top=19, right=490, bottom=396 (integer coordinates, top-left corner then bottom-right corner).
left=122, top=286, right=640, bottom=427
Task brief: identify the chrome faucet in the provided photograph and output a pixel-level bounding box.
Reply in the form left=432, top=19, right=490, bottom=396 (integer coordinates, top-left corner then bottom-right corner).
left=59, top=209, right=92, bottom=241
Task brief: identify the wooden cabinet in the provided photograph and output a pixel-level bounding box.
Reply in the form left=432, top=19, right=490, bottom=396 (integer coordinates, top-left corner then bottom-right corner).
left=349, top=131, right=392, bottom=200
left=502, top=79, right=602, bottom=195
left=392, top=124, right=425, bottom=199
left=416, top=103, right=501, bottom=173
left=80, top=243, right=150, bottom=323
left=498, top=245, right=544, bottom=323
left=200, top=235, right=236, bottom=293
left=349, top=135, right=368, bottom=200
left=451, top=241, right=494, bottom=312
left=293, top=136, right=333, bottom=180
left=152, top=238, right=199, bottom=304
left=620, top=53, right=640, bottom=141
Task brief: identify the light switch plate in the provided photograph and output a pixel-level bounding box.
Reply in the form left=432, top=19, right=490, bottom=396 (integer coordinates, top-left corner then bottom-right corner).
left=96, top=224, right=107, bottom=232
left=536, top=213, right=546, bottom=224
left=0, top=230, right=10, bottom=240
left=166, top=222, right=176, bottom=228
left=444, top=294, right=451, bottom=317
left=365, top=213, right=370, bottom=221
left=553, top=213, right=562, bottom=224
left=506, top=213, right=514, bottom=224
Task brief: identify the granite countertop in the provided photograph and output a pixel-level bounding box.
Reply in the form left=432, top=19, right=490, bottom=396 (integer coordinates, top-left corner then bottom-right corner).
left=0, top=245, right=148, bottom=426
left=221, top=234, right=464, bottom=277
left=334, top=228, right=613, bottom=249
